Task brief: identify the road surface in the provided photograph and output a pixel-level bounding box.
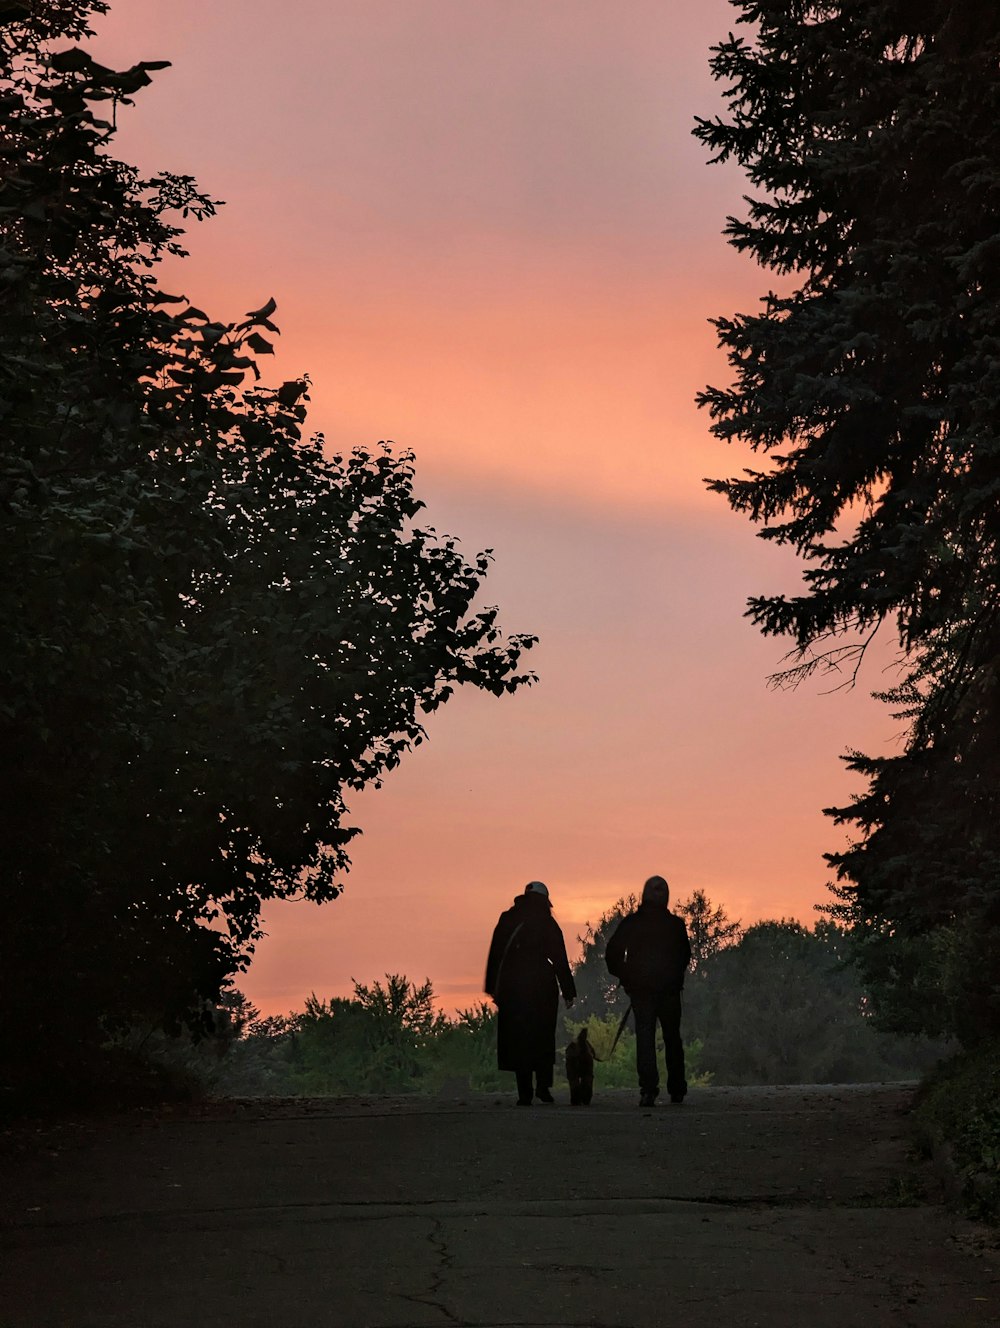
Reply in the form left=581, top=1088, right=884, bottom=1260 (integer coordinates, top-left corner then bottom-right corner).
left=2, top=1084, right=997, bottom=1327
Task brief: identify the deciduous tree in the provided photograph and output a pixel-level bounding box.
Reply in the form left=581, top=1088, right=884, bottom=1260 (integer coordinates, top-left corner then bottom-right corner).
left=684, top=921, right=943, bottom=1085
left=572, top=889, right=741, bottom=1017
left=0, top=0, right=534, bottom=1094
left=677, top=888, right=743, bottom=970
left=571, top=895, right=636, bottom=1021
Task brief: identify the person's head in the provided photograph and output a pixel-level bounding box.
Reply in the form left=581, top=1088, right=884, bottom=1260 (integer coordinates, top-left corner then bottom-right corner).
left=524, top=880, right=550, bottom=904
left=642, top=875, right=669, bottom=907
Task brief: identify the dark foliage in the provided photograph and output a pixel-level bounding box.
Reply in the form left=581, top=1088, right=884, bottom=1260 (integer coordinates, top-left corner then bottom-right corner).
left=695, top=1, right=1000, bottom=1042
left=0, top=1, right=533, bottom=1101
left=570, top=895, right=636, bottom=1021
left=684, top=921, right=945, bottom=1085
left=678, top=888, right=743, bottom=970
left=215, top=980, right=506, bottom=1097
left=914, top=1040, right=1000, bottom=1222
left=207, top=918, right=941, bottom=1099
left=575, top=893, right=940, bottom=1085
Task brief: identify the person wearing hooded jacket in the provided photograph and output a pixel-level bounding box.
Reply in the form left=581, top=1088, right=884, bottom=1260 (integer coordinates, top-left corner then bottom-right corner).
left=485, top=881, right=576, bottom=1105
left=605, top=874, right=692, bottom=1107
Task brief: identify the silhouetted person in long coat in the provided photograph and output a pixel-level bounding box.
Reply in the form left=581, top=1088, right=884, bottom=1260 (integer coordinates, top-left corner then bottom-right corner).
left=485, top=881, right=576, bottom=1105
left=605, top=875, right=691, bottom=1106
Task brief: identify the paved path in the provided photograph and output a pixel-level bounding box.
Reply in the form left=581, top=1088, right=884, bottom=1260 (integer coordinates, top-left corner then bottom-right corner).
left=2, top=1085, right=997, bottom=1327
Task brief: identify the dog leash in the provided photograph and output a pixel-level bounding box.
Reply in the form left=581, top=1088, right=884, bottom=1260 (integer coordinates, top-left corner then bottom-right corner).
left=571, top=1000, right=632, bottom=1063
left=607, top=1001, right=632, bottom=1057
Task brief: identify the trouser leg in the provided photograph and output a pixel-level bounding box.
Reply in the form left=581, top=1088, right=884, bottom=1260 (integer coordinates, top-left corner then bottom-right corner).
left=515, top=1070, right=533, bottom=1103
left=534, top=1065, right=552, bottom=1092
left=632, top=997, right=659, bottom=1095
left=659, top=992, right=687, bottom=1101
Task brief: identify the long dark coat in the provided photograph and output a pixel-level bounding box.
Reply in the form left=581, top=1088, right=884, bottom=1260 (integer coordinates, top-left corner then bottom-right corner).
left=484, top=893, right=576, bottom=1072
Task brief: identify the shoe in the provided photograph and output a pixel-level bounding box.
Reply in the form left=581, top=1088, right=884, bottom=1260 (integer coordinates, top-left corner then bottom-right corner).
left=670, top=1095, right=685, bottom=1105
left=516, top=1097, right=532, bottom=1106
left=536, top=1089, right=555, bottom=1104
left=639, top=1092, right=657, bottom=1108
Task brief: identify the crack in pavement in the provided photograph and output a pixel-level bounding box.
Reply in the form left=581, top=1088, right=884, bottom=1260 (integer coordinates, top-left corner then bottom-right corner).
left=3, top=1087, right=995, bottom=1328
left=394, top=1217, right=461, bottom=1325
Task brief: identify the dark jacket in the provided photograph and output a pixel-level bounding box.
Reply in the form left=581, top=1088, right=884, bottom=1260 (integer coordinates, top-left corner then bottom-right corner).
left=605, top=902, right=691, bottom=995
left=485, top=893, right=576, bottom=1072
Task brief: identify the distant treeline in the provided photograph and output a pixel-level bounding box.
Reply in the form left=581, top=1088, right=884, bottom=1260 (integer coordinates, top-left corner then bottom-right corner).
left=161, top=896, right=947, bottom=1097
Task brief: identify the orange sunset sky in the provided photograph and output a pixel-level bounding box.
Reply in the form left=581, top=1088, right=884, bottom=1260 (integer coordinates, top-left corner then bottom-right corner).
left=91, top=1, right=898, bottom=1014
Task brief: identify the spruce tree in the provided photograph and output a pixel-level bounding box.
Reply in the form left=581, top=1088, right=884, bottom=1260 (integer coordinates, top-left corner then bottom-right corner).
left=694, top=1, right=1000, bottom=1041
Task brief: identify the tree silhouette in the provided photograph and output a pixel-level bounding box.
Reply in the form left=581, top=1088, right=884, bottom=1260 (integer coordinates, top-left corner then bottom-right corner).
left=684, top=921, right=943, bottom=1085
left=0, top=0, right=534, bottom=1097
left=572, top=890, right=741, bottom=1017
left=571, top=895, right=637, bottom=1021
left=677, top=889, right=742, bottom=971
left=695, top=1, right=1000, bottom=1042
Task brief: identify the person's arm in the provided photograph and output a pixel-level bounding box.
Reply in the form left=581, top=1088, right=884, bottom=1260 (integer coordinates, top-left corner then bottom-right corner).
left=484, top=914, right=510, bottom=999
left=678, top=916, right=692, bottom=973
left=605, top=916, right=629, bottom=982
left=548, top=919, right=577, bottom=1003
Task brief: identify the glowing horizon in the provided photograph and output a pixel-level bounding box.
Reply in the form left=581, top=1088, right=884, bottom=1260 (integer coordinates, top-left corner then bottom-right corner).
left=89, top=1, right=900, bottom=1018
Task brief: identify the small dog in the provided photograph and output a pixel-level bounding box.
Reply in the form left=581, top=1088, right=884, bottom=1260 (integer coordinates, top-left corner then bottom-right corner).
left=565, top=1026, right=596, bottom=1105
